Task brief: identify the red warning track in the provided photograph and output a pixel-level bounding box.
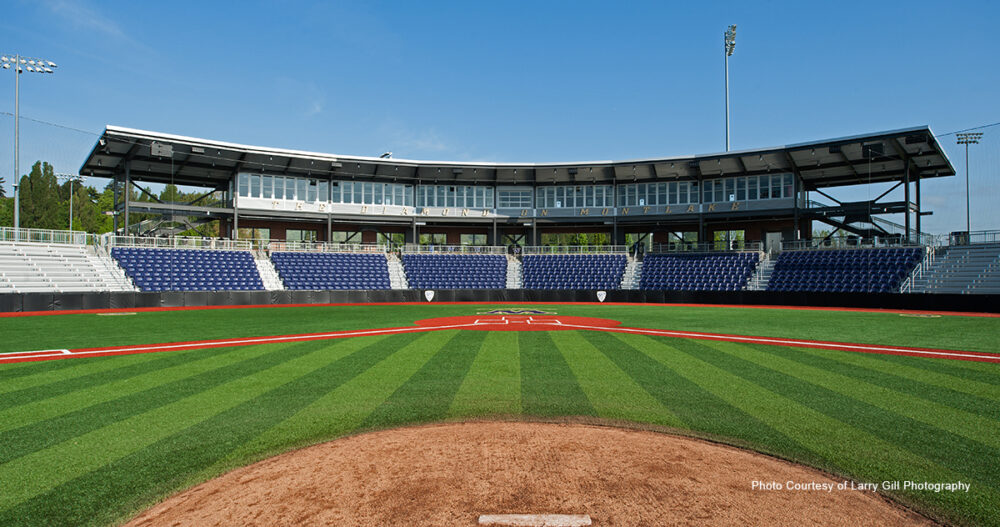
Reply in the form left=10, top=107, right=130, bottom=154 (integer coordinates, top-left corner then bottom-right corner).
left=2, top=315, right=998, bottom=365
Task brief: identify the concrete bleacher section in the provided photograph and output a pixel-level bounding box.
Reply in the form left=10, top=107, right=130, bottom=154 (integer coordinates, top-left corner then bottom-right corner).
left=910, top=243, right=1000, bottom=294
left=522, top=254, right=627, bottom=290
left=401, top=253, right=506, bottom=289
left=111, top=247, right=264, bottom=292
left=767, top=247, right=923, bottom=293
left=0, top=242, right=135, bottom=293
left=270, top=252, right=390, bottom=290
left=640, top=252, right=760, bottom=291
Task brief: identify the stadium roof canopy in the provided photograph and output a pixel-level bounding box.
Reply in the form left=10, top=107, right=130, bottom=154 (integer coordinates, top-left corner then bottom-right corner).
left=80, top=125, right=955, bottom=190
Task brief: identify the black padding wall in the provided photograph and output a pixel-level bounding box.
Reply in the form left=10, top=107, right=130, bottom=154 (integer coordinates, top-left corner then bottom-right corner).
left=3, top=289, right=998, bottom=314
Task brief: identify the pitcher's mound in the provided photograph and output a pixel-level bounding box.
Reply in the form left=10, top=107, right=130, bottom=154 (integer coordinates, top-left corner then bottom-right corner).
left=125, top=422, right=931, bottom=526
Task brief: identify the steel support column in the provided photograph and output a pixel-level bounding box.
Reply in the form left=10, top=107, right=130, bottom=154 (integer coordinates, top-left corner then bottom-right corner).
left=903, top=162, right=911, bottom=244
left=124, top=161, right=130, bottom=234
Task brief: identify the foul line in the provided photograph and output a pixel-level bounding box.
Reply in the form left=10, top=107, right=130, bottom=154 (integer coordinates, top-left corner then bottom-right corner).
left=1, top=318, right=997, bottom=364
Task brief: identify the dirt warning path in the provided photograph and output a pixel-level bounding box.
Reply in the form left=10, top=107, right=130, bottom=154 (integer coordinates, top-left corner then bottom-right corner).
left=124, top=422, right=932, bottom=526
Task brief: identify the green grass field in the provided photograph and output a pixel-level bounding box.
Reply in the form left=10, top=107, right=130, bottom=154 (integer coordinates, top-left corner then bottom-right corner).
left=0, top=303, right=998, bottom=526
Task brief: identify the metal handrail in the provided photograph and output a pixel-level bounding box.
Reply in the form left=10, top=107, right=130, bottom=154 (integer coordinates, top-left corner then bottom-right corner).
left=650, top=241, right=762, bottom=253
left=521, top=245, right=628, bottom=255
left=0, top=227, right=93, bottom=245
left=268, top=241, right=388, bottom=253
left=402, top=244, right=506, bottom=254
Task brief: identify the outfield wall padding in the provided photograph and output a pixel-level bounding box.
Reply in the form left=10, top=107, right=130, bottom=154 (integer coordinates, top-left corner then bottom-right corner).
left=1, top=289, right=998, bottom=314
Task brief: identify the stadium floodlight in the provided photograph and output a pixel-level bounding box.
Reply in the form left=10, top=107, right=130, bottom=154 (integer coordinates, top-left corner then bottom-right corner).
left=1, top=53, right=58, bottom=240
left=955, top=132, right=983, bottom=236
left=724, top=25, right=737, bottom=152
left=56, top=173, right=86, bottom=231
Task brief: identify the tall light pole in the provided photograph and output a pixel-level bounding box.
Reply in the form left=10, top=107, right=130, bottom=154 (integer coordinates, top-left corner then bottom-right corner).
left=1, top=54, right=58, bottom=238
left=724, top=24, right=736, bottom=152
left=56, top=173, right=85, bottom=231
left=956, top=132, right=983, bottom=236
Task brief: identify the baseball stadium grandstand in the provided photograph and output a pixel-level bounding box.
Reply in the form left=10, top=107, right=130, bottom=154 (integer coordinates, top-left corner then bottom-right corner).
left=4, top=124, right=999, bottom=307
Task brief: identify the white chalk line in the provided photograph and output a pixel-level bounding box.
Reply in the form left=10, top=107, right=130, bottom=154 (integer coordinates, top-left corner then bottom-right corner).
left=0, top=323, right=479, bottom=363
left=555, top=323, right=1000, bottom=362
left=2, top=318, right=995, bottom=364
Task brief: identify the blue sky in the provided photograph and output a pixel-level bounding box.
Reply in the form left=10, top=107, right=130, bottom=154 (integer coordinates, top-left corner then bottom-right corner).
left=1, top=0, right=998, bottom=234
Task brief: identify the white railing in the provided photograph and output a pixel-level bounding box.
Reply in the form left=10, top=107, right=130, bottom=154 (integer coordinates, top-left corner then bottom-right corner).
left=900, top=246, right=936, bottom=293
left=521, top=245, right=628, bottom=255
left=0, top=227, right=94, bottom=245
left=268, top=241, right=388, bottom=253
left=402, top=244, right=506, bottom=255
left=103, top=235, right=257, bottom=251
left=651, top=241, right=762, bottom=253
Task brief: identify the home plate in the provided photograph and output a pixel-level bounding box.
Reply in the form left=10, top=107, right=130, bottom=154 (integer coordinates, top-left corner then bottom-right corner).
left=478, top=514, right=592, bottom=526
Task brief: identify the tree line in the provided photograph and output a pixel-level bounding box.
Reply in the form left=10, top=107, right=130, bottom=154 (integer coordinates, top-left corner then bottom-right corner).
left=0, top=161, right=220, bottom=236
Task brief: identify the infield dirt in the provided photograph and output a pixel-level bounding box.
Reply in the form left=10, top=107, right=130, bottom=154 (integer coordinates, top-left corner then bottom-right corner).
left=124, top=421, right=932, bottom=526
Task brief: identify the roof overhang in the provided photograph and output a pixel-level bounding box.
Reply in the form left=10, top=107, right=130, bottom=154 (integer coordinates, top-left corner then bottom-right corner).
left=79, top=125, right=955, bottom=189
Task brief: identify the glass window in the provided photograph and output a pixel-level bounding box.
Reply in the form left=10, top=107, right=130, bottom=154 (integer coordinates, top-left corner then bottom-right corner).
left=725, top=179, right=735, bottom=201
left=262, top=176, right=273, bottom=199
left=287, top=229, right=318, bottom=242
left=785, top=174, right=794, bottom=199
left=249, top=174, right=261, bottom=198
left=436, top=186, right=446, bottom=207
left=274, top=176, right=285, bottom=200
left=460, top=233, right=487, bottom=246
left=295, top=178, right=306, bottom=202
left=374, top=183, right=383, bottom=205
left=307, top=181, right=317, bottom=202
left=238, top=174, right=249, bottom=197
left=446, top=187, right=456, bottom=208
left=771, top=175, right=783, bottom=199
left=486, top=188, right=494, bottom=208
left=318, top=181, right=328, bottom=202
left=747, top=177, right=758, bottom=200
left=714, top=180, right=725, bottom=202
left=702, top=181, right=713, bottom=203
left=361, top=182, right=371, bottom=204
left=737, top=177, right=746, bottom=200
left=760, top=176, right=770, bottom=199
left=352, top=181, right=362, bottom=203
left=405, top=185, right=413, bottom=207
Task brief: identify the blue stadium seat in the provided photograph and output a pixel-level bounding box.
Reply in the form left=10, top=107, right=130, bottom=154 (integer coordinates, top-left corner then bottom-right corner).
left=521, top=254, right=626, bottom=290
left=270, top=252, right=391, bottom=290
left=401, top=254, right=506, bottom=289
left=639, top=252, right=759, bottom=292
left=110, top=247, right=264, bottom=292
left=766, top=247, right=923, bottom=293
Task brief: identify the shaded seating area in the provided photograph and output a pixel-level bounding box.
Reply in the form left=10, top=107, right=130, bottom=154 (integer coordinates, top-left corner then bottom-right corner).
left=640, top=252, right=759, bottom=291
left=111, top=247, right=263, bottom=292
left=521, top=254, right=626, bottom=290
left=767, top=247, right=922, bottom=293
left=401, top=254, right=506, bottom=289
left=270, top=252, right=390, bottom=290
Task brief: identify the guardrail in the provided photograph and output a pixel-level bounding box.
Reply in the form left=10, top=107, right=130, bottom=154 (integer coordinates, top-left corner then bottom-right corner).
left=402, top=244, right=506, bottom=254
left=0, top=227, right=93, bottom=245
left=521, top=245, right=628, bottom=255
left=103, top=235, right=257, bottom=251
left=780, top=237, right=925, bottom=251
left=650, top=241, right=762, bottom=253
left=268, top=241, right=388, bottom=253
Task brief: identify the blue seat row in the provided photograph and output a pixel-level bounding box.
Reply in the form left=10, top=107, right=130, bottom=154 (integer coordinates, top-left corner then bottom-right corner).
left=271, top=252, right=391, bottom=290
left=522, top=254, right=627, bottom=290
left=112, top=247, right=264, bottom=292
left=640, top=252, right=760, bottom=291
left=402, top=254, right=506, bottom=289
left=767, top=248, right=923, bottom=293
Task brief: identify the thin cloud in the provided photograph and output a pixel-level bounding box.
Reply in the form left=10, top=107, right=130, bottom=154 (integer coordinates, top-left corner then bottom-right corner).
left=43, top=0, right=128, bottom=39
